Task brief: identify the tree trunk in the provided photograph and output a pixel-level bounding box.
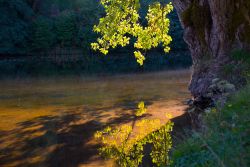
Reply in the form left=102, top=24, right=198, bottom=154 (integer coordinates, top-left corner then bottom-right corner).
left=32, top=0, right=42, bottom=11
left=172, top=0, right=250, bottom=98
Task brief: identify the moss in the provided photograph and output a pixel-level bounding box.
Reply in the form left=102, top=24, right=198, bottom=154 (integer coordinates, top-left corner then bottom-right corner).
left=181, top=0, right=212, bottom=45
left=228, top=1, right=250, bottom=43
left=231, top=50, right=250, bottom=63
left=242, top=24, right=250, bottom=43
left=182, top=1, right=250, bottom=44
left=222, top=64, right=235, bottom=76
left=181, top=4, right=193, bottom=27
left=226, top=50, right=250, bottom=85
left=242, top=1, right=250, bottom=43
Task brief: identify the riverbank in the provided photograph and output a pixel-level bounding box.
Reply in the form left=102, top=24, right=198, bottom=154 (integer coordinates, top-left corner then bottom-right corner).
left=171, top=84, right=250, bottom=167
left=0, top=51, right=191, bottom=79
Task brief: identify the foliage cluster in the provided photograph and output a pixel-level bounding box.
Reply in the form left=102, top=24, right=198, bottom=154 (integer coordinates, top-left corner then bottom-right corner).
left=31, top=13, right=79, bottom=51
left=0, top=0, right=190, bottom=66
left=0, top=0, right=191, bottom=77
left=231, top=50, right=250, bottom=82
left=30, top=0, right=102, bottom=52
left=55, top=12, right=78, bottom=47
left=222, top=50, right=250, bottom=84
left=91, top=0, right=174, bottom=66
left=0, top=0, right=34, bottom=54
left=0, top=0, right=103, bottom=54
left=94, top=101, right=174, bottom=167
left=31, top=17, right=55, bottom=51
left=171, top=85, right=250, bottom=167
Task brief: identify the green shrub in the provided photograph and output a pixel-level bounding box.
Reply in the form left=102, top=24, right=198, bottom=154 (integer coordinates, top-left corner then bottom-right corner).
left=0, top=0, right=34, bottom=54
left=231, top=50, right=250, bottom=82
left=31, top=17, right=55, bottom=51
left=231, top=50, right=250, bottom=64
left=55, top=11, right=78, bottom=47
left=171, top=85, right=250, bottom=167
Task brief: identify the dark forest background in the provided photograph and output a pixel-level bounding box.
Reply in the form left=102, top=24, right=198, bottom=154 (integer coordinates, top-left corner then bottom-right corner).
left=0, top=0, right=192, bottom=77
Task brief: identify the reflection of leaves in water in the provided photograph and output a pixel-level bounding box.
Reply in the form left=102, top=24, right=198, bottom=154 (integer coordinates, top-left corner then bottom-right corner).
left=94, top=101, right=174, bottom=167
left=150, top=121, right=173, bottom=166
left=135, top=101, right=147, bottom=117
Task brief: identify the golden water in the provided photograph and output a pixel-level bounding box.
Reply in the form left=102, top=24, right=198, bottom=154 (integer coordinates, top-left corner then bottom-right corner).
left=0, top=70, right=191, bottom=167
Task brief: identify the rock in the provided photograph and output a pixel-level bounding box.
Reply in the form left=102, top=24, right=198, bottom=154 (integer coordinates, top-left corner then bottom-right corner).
left=217, top=80, right=228, bottom=85
left=224, top=83, right=236, bottom=92
left=205, top=78, right=236, bottom=99
left=193, top=96, right=213, bottom=110
left=212, top=78, right=220, bottom=84
left=186, top=99, right=194, bottom=106
left=205, top=92, right=213, bottom=98
left=92, top=120, right=103, bottom=126
left=187, top=107, right=196, bottom=113
left=208, top=84, right=216, bottom=90
left=204, top=108, right=211, bottom=114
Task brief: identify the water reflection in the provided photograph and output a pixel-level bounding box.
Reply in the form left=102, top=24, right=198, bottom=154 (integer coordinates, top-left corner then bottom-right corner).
left=94, top=101, right=174, bottom=167
left=0, top=70, right=190, bottom=167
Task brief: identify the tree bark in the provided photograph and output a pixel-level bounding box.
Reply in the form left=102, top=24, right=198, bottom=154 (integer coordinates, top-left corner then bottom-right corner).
left=32, top=0, right=42, bottom=11
left=172, top=0, right=250, bottom=98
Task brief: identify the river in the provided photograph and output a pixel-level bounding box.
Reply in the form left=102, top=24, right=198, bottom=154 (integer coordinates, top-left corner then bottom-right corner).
left=0, top=70, right=191, bottom=167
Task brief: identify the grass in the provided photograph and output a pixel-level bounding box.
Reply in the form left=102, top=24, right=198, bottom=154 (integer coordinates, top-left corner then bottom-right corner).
left=171, top=85, right=250, bottom=167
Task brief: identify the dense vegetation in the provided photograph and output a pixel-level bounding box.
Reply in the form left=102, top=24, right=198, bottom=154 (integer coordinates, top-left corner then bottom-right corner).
left=92, top=83, right=250, bottom=167
left=0, top=0, right=101, bottom=54
left=171, top=85, right=250, bottom=167
left=0, top=0, right=187, bottom=55
left=91, top=0, right=174, bottom=65
left=90, top=1, right=250, bottom=165
left=0, top=0, right=191, bottom=77
left=1, top=0, right=249, bottom=167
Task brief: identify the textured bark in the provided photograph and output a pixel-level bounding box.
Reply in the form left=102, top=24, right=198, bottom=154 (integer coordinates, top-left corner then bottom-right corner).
left=32, top=0, right=42, bottom=11
left=172, top=0, right=250, bottom=98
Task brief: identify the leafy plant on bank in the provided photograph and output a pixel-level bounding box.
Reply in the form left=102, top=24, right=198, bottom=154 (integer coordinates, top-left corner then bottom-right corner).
left=222, top=50, right=250, bottom=84
left=231, top=50, right=250, bottom=82
left=171, top=85, right=250, bottom=167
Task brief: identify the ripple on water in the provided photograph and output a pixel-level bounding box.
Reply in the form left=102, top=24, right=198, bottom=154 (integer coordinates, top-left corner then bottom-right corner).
left=0, top=70, right=191, bottom=167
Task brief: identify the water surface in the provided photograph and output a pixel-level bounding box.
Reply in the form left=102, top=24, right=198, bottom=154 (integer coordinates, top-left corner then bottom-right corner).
left=0, top=70, right=191, bottom=167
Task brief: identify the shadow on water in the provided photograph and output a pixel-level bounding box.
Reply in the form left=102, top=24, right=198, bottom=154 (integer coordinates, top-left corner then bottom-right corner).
left=0, top=70, right=191, bottom=167
left=0, top=98, right=157, bottom=167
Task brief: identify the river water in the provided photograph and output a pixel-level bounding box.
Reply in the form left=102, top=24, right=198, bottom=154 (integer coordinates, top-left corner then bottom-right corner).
left=0, top=70, right=191, bottom=167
